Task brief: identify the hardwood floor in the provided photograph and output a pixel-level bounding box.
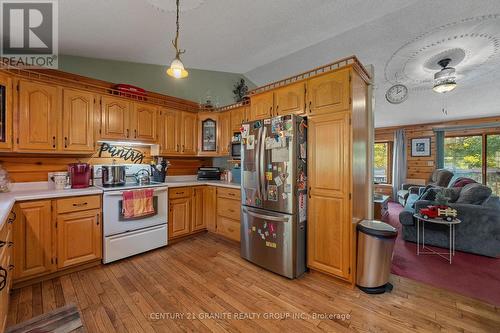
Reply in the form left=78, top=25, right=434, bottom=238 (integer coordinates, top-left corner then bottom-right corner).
left=7, top=233, right=500, bottom=332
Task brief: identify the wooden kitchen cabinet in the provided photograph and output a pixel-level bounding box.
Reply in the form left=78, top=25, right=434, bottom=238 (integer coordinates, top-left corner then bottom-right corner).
left=198, top=110, right=232, bottom=157
left=159, top=108, right=180, bottom=154
left=100, top=96, right=131, bottom=140
left=181, top=111, right=197, bottom=155
left=230, top=106, right=247, bottom=131
left=218, top=111, right=231, bottom=156
left=169, top=196, right=192, bottom=239
left=131, top=102, right=157, bottom=142
left=198, top=112, right=218, bottom=156
left=13, top=200, right=54, bottom=280
left=62, top=88, right=95, bottom=152
left=204, top=186, right=217, bottom=232
left=275, top=82, right=306, bottom=116
left=0, top=74, right=13, bottom=151
left=16, top=80, right=59, bottom=152
left=249, top=91, right=273, bottom=120
left=307, top=68, right=351, bottom=115
left=0, top=208, right=14, bottom=332
left=56, top=209, right=102, bottom=269
left=215, top=187, right=241, bottom=242
left=192, top=186, right=206, bottom=232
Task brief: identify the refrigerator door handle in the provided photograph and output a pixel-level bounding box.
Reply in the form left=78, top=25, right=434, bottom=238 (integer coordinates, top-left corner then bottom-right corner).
left=259, top=126, right=267, bottom=200
left=245, top=210, right=290, bottom=222
left=255, top=126, right=262, bottom=199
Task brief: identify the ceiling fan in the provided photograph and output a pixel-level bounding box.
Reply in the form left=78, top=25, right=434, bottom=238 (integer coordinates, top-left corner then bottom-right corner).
left=433, top=58, right=457, bottom=93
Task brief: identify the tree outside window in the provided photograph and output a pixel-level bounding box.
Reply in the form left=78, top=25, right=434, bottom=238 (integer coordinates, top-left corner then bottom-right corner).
left=374, top=142, right=392, bottom=184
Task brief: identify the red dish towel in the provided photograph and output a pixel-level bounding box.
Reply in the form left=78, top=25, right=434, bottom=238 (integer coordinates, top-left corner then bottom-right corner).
left=122, top=189, right=155, bottom=218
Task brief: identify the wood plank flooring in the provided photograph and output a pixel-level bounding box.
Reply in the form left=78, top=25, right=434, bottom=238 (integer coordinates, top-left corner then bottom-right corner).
left=7, top=234, right=500, bottom=332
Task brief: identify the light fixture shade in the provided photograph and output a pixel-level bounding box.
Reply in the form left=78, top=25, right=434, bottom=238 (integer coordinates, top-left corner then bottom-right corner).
left=433, top=61, right=457, bottom=93
left=167, top=58, right=188, bottom=79
left=433, top=81, right=457, bottom=93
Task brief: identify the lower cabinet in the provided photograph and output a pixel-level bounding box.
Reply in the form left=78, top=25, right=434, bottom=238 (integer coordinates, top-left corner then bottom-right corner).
left=0, top=210, right=14, bottom=332
left=169, top=196, right=192, bottom=239
left=216, top=187, right=241, bottom=242
left=13, top=195, right=102, bottom=284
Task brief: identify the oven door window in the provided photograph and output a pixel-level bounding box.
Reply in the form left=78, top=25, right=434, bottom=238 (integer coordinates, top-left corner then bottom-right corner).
left=118, top=196, right=158, bottom=221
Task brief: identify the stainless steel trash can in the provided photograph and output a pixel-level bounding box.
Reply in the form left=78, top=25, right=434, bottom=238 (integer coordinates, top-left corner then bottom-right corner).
left=356, top=220, right=397, bottom=294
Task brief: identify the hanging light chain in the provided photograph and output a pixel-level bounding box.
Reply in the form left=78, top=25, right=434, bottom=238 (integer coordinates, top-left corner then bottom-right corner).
left=172, top=0, right=185, bottom=59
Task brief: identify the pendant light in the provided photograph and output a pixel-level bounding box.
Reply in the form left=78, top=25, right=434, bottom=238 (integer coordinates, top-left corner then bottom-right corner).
left=167, top=0, right=188, bottom=79
left=433, top=58, right=457, bottom=93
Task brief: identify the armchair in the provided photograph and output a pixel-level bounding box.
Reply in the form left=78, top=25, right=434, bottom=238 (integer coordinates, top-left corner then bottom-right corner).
left=396, top=169, right=454, bottom=206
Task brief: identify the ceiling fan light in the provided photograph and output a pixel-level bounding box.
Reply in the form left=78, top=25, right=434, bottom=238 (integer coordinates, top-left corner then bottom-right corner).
left=433, top=81, right=457, bottom=93
left=167, top=57, right=188, bottom=79
left=432, top=58, right=457, bottom=93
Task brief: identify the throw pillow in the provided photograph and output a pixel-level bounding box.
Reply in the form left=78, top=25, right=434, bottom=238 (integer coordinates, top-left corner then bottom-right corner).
left=442, top=187, right=462, bottom=203
left=456, top=183, right=492, bottom=205
left=453, top=178, right=476, bottom=188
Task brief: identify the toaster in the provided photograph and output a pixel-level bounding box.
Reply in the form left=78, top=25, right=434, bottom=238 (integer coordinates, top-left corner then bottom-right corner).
left=197, top=167, right=221, bottom=180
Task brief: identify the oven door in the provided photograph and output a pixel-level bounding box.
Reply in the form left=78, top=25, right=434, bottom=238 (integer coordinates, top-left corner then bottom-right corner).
left=103, top=186, right=168, bottom=237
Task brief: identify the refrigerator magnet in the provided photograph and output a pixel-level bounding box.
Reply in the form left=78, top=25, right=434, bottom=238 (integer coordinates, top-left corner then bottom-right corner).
left=246, top=135, right=255, bottom=150
left=274, top=176, right=283, bottom=187
left=266, top=172, right=273, bottom=181
left=241, top=124, right=249, bottom=138
left=253, top=121, right=262, bottom=129
left=267, top=185, right=278, bottom=201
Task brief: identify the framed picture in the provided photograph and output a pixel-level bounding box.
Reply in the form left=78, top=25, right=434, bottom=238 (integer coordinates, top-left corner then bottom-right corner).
left=411, top=137, right=431, bottom=157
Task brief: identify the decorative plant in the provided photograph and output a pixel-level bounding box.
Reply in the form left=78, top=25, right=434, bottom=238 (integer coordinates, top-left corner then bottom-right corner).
left=233, top=78, right=249, bottom=102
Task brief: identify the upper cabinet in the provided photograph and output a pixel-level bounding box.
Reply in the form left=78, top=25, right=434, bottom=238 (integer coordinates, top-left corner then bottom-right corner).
left=16, top=80, right=59, bottom=152
left=198, top=112, right=218, bottom=156
left=0, top=74, right=12, bottom=151
left=307, top=68, right=350, bottom=115
left=275, top=82, right=306, bottom=116
left=158, top=109, right=197, bottom=156
left=62, top=88, right=95, bottom=153
left=131, top=102, right=157, bottom=142
left=218, top=111, right=231, bottom=156
left=249, top=91, right=273, bottom=121
left=100, top=96, right=131, bottom=140
left=230, top=106, right=247, bottom=132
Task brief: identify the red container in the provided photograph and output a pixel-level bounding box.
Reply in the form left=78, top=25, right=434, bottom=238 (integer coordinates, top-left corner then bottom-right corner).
left=68, top=163, right=92, bottom=189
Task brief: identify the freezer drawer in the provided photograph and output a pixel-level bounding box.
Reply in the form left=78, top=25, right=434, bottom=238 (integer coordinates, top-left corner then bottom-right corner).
left=240, top=206, right=306, bottom=279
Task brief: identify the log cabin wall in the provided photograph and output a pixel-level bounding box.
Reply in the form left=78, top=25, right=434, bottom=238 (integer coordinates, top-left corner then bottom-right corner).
left=375, top=115, right=500, bottom=198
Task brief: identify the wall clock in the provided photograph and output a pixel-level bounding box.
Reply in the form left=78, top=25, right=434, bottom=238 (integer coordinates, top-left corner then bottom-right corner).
left=385, top=84, right=408, bottom=104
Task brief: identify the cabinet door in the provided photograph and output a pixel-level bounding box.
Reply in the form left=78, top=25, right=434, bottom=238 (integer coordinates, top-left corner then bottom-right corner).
left=57, top=209, right=102, bottom=269
left=230, top=106, right=246, bottom=132
left=13, top=201, right=54, bottom=280
left=307, top=69, right=350, bottom=115
left=159, top=109, right=180, bottom=155
left=275, top=82, right=306, bottom=116
left=62, top=89, right=95, bottom=152
left=131, top=102, right=157, bottom=142
left=168, top=197, right=192, bottom=239
left=100, top=96, right=131, bottom=140
left=192, top=187, right=206, bottom=232
left=218, top=111, right=231, bottom=156
left=204, top=186, right=217, bottom=232
left=308, top=195, right=351, bottom=280
left=181, top=112, right=197, bottom=155
left=0, top=74, right=12, bottom=151
left=17, top=80, right=59, bottom=151
left=198, top=113, right=218, bottom=156
left=249, top=92, right=273, bottom=120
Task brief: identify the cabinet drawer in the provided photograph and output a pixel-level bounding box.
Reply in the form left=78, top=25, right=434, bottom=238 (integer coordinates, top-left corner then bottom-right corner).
left=217, top=187, right=241, bottom=200
left=217, top=198, right=240, bottom=220
left=169, top=187, right=193, bottom=199
left=217, top=217, right=240, bottom=242
left=57, top=195, right=101, bottom=214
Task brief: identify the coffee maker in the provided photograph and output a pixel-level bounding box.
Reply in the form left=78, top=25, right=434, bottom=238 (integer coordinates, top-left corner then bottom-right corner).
left=68, top=163, right=92, bottom=189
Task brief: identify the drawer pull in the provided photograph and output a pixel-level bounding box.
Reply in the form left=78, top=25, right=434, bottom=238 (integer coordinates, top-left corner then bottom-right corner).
left=7, top=242, right=13, bottom=248
left=228, top=193, right=235, bottom=196
left=228, top=209, right=235, bottom=213
left=0, top=267, right=6, bottom=291
left=8, top=265, right=14, bottom=271
left=8, top=211, right=16, bottom=224
left=228, top=227, right=234, bottom=232
left=0, top=241, right=5, bottom=248
left=73, top=202, right=88, bottom=207
left=175, top=192, right=184, bottom=195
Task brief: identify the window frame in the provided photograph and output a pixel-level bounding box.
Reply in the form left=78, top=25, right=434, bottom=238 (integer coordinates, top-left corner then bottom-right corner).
left=374, top=140, right=393, bottom=185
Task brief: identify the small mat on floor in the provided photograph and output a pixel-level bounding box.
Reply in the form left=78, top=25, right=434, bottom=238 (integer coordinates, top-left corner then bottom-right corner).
left=6, top=303, right=82, bottom=333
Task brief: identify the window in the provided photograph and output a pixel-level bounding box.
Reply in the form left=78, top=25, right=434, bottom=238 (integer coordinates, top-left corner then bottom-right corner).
left=444, top=134, right=500, bottom=195
left=374, top=142, right=392, bottom=184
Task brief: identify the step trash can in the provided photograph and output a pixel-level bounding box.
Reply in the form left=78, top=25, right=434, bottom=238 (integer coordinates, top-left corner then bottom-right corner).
left=356, top=219, right=397, bottom=294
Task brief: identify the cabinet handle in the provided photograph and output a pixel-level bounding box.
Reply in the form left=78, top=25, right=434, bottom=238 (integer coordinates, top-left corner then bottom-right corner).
left=96, top=213, right=100, bottom=225
left=134, top=129, right=137, bottom=138
left=269, top=106, right=273, bottom=115
left=8, top=265, right=14, bottom=271
left=308, top=187, right=311, bottom=199
left=228, top=209, right=235, bottom=213
left=73, top=202, right=88, bottom=207
left=0, top=241, right=5, bottom=248
left=0, top=267, right=6, bottom=291
left=64, top=137, right=68, bottom=148
left=309, top=101, right=312, bottom=113
left=8, top=211, right=16, bottom=224
left=52, top=136, right=56, bottom=148
left=177, top=144, right=180, bottom=152
left=7, top=242, right=13, bottom=248
left=126, top=129, right=130, bottom=138
left=182, top=145, right=185, bottom=152
left=175, top=192, right=184, bottom=195
left=275, top=105, right=279, bottom=116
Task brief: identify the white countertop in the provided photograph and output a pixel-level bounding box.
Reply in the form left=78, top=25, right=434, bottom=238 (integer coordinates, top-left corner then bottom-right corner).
left=0, top=178, right=240, bottom=228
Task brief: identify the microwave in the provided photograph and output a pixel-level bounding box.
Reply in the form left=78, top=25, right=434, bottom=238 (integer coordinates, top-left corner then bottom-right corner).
left=231, top=142, right=241, bottom=159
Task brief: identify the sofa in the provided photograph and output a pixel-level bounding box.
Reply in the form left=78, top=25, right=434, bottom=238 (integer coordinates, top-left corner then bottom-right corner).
left=397, top=169, right=454, bottom=206
left=399, top=182, right=500, bottom=258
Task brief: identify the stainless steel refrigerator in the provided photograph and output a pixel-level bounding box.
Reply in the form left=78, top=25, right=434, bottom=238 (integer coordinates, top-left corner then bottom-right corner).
left=240, top=114, right=307, bottom=279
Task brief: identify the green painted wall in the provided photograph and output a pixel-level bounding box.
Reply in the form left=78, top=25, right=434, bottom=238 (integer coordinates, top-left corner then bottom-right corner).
left=58, top=55, right=255, bottom=106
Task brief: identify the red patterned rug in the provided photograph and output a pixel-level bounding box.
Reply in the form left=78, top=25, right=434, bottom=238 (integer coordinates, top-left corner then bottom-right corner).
left=384, top=202, right=500, bottom=306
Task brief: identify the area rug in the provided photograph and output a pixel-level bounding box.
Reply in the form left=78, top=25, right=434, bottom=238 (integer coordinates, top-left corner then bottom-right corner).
left=6, top=303, right=82, bottom=333
left=383, top=202, right=500, bottom=306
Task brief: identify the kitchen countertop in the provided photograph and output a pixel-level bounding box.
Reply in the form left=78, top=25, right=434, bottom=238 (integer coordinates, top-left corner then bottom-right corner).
left=0, top=177, right=241, bottom=228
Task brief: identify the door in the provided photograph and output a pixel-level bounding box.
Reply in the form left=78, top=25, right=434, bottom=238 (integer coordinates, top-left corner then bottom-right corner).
left=308, top=195, right=351, bottom=279
left=13, top=201, right=54, bottom=280
left=275, top=82, right=306, bottom=116
left=0, top=74, right=12, bottom=150
left=240, top=206, right=294, bottom=278
left=57, top=209, right=102, bottom=268
left=168, top=197, right=192, bottom=239
left=159, top=108, right=180, bottom=155
left=250, top=92, right=273, bottom=120
left=17, top=80, right=59, bottom=151
left=192, top=187, right=206, bottom=232
left=181, top=111, right=197, bottom=155
left=230, top=106, right=246, bottom=132
left=62, top=89, right=95, bottom=152
left=204, top=186, right=217, bottom=232
left=218, top=111, right=231, bottom=155
left=198, top=113, right=218, bottom=156
left=131, top=102, right=157, bottom=142
left=100, top=96, right=131, bottom=140
left=307, top=68, right=350, bottom=115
